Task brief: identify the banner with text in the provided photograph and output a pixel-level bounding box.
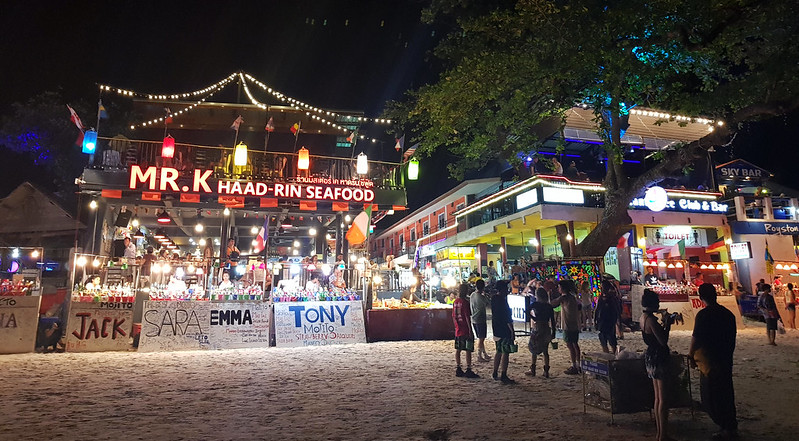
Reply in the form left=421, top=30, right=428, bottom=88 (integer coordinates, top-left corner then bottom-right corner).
left=208, top=302, right=271, bottom=350
left=65, top=302, right=134, bottom=352
left=274, top=301, right=366, bottom=347
left=138, top=300, right=211, bottom=352
left=0, top=296, right=41, bottom=354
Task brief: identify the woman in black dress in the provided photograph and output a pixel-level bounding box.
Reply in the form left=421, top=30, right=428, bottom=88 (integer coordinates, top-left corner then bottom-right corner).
left=640, top=289, right=673, bottom=441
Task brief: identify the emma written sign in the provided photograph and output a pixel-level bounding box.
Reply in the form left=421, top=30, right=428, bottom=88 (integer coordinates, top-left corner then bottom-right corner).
left=129, top=166, right=375, bottom=202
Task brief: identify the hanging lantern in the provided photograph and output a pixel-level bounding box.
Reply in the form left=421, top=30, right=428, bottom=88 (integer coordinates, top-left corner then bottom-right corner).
left=700, top=264, right=708, bottom=269
left=356, top=152, right=369, bottom=175
left=776, top=263, right=784, bottom=270
left=297, top=147, right=310, bottom=170
left=642, top=261, right=650, bottom=267
left=161, top=135, right=175, bottom=158
left=658, top=261, right=666, bottom=267
left=408, top=158, right=419, bottom=180
left=675, top=262, right=684, bottom=268
left=157, top=210, right=172, bottom=224
left=667, top=263, right=675, bottom=268
left=234, top=142, right=248, bottom=166
left=82, top=130, right=98, bottom=154
left=791, top=264, right=798, bottom=270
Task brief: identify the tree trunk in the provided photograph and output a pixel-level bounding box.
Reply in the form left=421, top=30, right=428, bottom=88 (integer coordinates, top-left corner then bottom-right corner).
left=577, top=186, right=634, bottom=256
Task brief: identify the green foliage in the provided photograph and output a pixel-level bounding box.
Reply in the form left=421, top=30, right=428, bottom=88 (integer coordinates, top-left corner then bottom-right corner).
left=395, top=0, right=799, bottom=178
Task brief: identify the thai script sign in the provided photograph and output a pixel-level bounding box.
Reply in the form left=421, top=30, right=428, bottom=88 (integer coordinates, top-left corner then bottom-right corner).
left=0, top=296, right=41, bottom=354
left=273, top=301, right=366, bottom=347
left=65, top=302, right=133, bottom=352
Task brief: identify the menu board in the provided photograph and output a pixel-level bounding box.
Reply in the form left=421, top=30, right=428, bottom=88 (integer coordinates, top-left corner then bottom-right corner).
left=273, top=301, right=366, bottom=348
left=0, top=296, right=41, bottom=354
left=65, top=301, right=134, bottom=352
left=208, top=301, right=271, bottom=350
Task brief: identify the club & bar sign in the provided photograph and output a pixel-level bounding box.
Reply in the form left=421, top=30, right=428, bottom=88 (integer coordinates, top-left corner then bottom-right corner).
left=129, top=166, right=375, bottom=202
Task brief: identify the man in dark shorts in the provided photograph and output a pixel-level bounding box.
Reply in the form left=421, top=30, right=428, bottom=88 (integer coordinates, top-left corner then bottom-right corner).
left=552, top=279, right=581, bottom=374
left=758, top=284, right=779, bottom=345
left=491, top=280, right=516, bottom=384
left=469, top=279, right=491, bottom=362
left=689, top=283, right=738, bottom=440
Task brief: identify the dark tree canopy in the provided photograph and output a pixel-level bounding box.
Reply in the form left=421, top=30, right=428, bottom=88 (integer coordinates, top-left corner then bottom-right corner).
left=390, top=0, right=799, bottom=255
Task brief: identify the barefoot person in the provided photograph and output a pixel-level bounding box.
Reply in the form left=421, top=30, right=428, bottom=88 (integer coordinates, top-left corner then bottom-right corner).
left=689, top=283, right=738, bottom=440
left=491, top=280, right=516, bottom=384
left=469, top=279, right=491, bottom=362
left=785, top=283, right=796, bottom=330
left=526, top=288, right=556, bottom=378
left=453, top=283, right=479, bottom=378
left=641, top=289, right=673, bottom=441
left=551, top=280, right=581, bottom=375
left=595, top=280, right=620, bottom=354
left=758, top=284, right=779, bottom=345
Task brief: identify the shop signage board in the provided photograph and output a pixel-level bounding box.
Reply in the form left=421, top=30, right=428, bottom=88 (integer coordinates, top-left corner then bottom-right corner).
left=435, top=247, right=476, bottom=261
left=208, top=301, right=271, bottom=350
left=729, top=242, right=753, bottom=260
left=630, top=186, right=728, bottom=214
left=731, top=221, right=799, bottom=235
left=138, top=300, right=211, bottom=352
left=273, top=301, right=366, bottom=347
left=716, top=159, right=771, bottom=181
left=65, top=302, right=134, bottom=352
left=516, top=188, right=538, bottom=210
left=645, top=226, right=708, bottom=248
left=0, top=296, right=41, bottom=354
left=507, top=295, right=527, bottom=323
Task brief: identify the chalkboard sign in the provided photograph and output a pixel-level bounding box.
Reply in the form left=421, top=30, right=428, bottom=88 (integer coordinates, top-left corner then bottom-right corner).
left=138, top=300, right=211, bottom=352
left=274, top=301, right=366, bottom=348
left=65, top=302, right=134, bottom=352
left=0, top=296, right=41, bottom=354
left=208, top=302, right=271, bottom=350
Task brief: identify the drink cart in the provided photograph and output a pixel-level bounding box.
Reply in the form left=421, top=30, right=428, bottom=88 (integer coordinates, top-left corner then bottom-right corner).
left=582, top=352, right=694, bottom=423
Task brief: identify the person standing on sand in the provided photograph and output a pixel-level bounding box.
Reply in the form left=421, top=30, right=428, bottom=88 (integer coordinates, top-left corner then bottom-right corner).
left=758, top=284, right=779, bottom=345
left=784, top=282, right=796, bottom=330
left=491, top=281, right=516, bottom=384
left=689, top=283, right=738, bottom=441
left=595, top=280, right=620, bottom=354
left=469, top=279, right=492, bottom=362
left=526, top=288, right=556, bottom=378
left=551, top=279, right=581, bottom=375
left=453, top=283, right=480, bottom=378
left=641, top=289, right=673, bottom=441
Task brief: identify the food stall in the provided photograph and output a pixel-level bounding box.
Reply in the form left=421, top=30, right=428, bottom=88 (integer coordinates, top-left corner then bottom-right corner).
left=366, top=299, right=453, bottom=342
left=0, top=247, right=45, bottom=354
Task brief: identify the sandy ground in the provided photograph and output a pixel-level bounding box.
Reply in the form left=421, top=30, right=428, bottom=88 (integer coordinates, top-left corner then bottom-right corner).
left=1, top=319, right=798, bottom=441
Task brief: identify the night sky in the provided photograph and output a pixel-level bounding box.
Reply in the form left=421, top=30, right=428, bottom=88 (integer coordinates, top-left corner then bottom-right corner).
left=0, top=1, right=796, bottom=213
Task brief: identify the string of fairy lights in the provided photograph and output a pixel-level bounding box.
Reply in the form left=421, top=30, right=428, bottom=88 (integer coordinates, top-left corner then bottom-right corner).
left=127, top=86, right=227, bottom=130
left=99, top=73, right=236, bottom=100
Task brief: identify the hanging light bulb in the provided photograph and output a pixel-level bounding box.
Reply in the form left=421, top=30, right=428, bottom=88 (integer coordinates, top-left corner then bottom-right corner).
left=251, top=225, right=259, bottom=234
left=667, top=263, right=675, bottom=268
left=82, top=130, right=98, bottom=154
left=199, top=238, right=207, bottom=246
left=700, top=264, right=708, bottom=269
left=356, top=152, right=369, bottom=175
left=161, top=135, right=175, bottom=158
left=658, top=261, right=667, bottom=267
left=309, top=227, right=317, bottom=236
left=408, top=158, right=419, bottom=180
left=565, top=233, right=573, bottom=241
left=89, top=200, right=98, bottom=210
left=529, top=238, right=539, bottom=247
left=297, top=147, right=310, bottom=170
left=675, top=262, right=684, bottom=268
left=157, top=209, right=171, bottom=224
left=643, top=261, right=650, bottom=267
left=234, top=142, right=248, bottom=166
left=31, top=250, right=40, bottom=258
left=223, top=207, right=230, bottom=216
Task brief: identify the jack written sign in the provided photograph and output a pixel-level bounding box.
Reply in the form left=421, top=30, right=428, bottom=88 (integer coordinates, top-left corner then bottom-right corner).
left=273, top=301, right=366, bottom=348
left=65, top=302, right=133, bottom=352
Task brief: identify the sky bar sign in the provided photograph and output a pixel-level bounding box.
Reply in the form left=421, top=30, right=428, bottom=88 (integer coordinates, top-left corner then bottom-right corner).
left=129, top=166, right=375, bottom=203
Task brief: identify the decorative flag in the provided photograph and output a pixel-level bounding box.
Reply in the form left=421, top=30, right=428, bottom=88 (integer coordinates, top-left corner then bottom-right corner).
left=346, top=205, right=373, bottom=245
left=616, top=231, right=631, bottom=249
left=706, top=238, right=726, bottom=253
left=164, top=107, right=173, bottom=124
left=394, top=134, right=404, bottom=151
left=402, top=142, right=418, bottom=162
left=252, top=217, right=270, bottom=254
left=74, top=132, right=84, bottom=147
left=265, top=117, right=275, bottom=132
left=67, top=105, right=84, bottom=131
left=98, top=100, right=109, bottom=120
left=290, top=122, right=300, bottom=136
left=765, top=239, right=774, bottom=274
left=346, top=130, right=358, bottom=144
left=669, top=239, right=686, bottom=259
left=231, top=115, right=244, bottom=130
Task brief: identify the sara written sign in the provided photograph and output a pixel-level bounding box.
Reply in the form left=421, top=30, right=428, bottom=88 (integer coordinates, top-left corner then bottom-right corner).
left=129, top=166, right=375, bottom=202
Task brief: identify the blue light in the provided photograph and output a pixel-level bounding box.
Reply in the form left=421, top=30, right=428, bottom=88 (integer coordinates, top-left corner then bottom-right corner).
left=82, top=130, right=98, bottom=154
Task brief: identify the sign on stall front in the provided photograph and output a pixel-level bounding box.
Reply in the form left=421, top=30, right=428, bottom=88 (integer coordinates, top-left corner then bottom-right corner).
left=273, top=301, right=366, bottom=347
left=138, top=300, right=210, bottom=352
left=208, top=302, right=271, bottom=350
left=507, top=295, right=527, bottom=323
left=0, top=296, right=41, bottom=354
left=65, top=302, right=134, bottom=352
